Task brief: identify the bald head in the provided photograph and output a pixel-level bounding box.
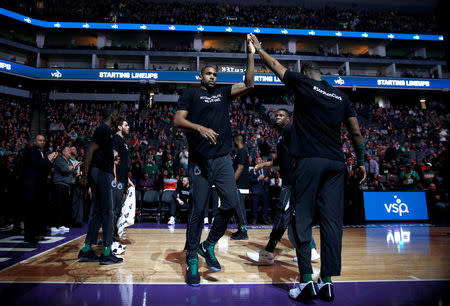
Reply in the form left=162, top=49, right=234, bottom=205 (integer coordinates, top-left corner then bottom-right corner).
left=35, top=135, right=45, bottom=149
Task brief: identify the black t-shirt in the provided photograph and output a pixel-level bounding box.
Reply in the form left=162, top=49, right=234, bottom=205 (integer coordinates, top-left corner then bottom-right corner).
left=112, top=134, right=130, bottom=183
left=274, top=124, right=295, bottom=186
left=177, top=86, right=233, bottom=160
left=282, top=70, right=357, bottom=161
left=233, top=147, right=250, bottom=189
left=91, top=123, right=114, bottom=174
left=174, top=182, right=191, bottom=205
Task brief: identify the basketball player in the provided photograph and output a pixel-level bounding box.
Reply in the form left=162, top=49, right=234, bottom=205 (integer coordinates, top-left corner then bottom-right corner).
left=78, top=107, right=123, bottom=265
left=111, top=118, right=130, bottom=254
left=230, top=135, right=250, bottom=240
left=174, top=34, right=255, bottom=286
left=246, top=108, right=320, bottom=264
left=249, top=34, right=366, bottom=302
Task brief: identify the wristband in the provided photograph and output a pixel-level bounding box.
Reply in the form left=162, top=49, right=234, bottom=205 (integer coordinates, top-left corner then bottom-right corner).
left=356, top=143, right=365, bottom=166
left=257, top=47, right=262, bottom=52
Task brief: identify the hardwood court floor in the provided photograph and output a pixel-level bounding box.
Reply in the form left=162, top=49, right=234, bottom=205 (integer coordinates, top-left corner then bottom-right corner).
left=1, top=225, right=449, bottom=284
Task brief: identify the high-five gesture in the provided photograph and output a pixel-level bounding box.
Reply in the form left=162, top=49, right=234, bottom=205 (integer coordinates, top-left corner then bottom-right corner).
left=249, top=33, right=287, bottom=80
left=249, top=34, right=262, bottom=50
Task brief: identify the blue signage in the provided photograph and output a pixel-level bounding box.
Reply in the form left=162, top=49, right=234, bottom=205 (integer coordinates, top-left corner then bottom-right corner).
left=1, top=60, right=450, bottom=89
left=0, top=8, right=444, bottom=42
left=363, top=192, right=428, bottom=221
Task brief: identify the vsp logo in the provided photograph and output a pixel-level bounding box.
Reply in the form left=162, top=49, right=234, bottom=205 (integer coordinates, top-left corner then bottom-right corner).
left=334, top=77, right=345, bottom=85
left=384, top=195, right=409, bottom=216
left=51, top=70, right=62, bottom=78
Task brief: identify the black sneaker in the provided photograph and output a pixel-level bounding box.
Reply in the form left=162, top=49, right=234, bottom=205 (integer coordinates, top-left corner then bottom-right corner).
left=289, top=281, right=318, bottom=302
left=185, top=255, right=200, bottom=287
left=100, top=253, right=123, bottom=265
left=317, top=278, right=334, bottom=302
left=78, top=249, right=100, bottom=262
left=230, top=230, right=248, bottom=240
left=198, top=241, right=221, bottom=271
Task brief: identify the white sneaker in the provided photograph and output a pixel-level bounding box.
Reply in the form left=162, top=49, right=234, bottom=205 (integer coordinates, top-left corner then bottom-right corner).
left=204, top=217, right=209, bottom=225
left=292, top=249, right=320, bottom=263
left=59, top=226, right=70, bottom=231
left=311, top=248, right=320, bottom=262
left=50, top=227, right=60, bottom=234
left=246, top=249, right=274, bottom=265
left=112, top=241, right=127, bottom=255
left=167, top=216, right=175, bottom=225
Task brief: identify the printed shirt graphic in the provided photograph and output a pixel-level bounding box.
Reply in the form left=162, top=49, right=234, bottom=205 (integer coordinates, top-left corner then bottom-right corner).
left=177, top=86, right=233, bottom=159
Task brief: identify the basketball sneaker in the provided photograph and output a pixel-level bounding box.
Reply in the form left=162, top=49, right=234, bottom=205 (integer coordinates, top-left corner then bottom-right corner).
left=112, top=241, right=126, bottom=255
left=168, top=216, right=175, bottom=225
left=246, top=249, right=274, bottom=265
left=289, top=280, right=318, bottom=301
left=186, top=254, right=200, bottom=286
left=293, top=248, right=321, bottom=263
left=100, top=253, right=123, bottom=265
left=50, top=227, right=60, bottom=234
left=317, top=277, right=334, bottom=302
left=78, top=249, right=100, bottom=262
left=230, top=229, right=248, bottom=240
left=198, top=241, right=221, bottom=271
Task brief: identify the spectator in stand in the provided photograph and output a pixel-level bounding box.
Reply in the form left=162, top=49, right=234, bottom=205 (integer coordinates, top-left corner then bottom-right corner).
left=365, top=153, right=379, bottom=183
left=422, top=163, right=435, bottom=188
left=399, top=165, right=421, bottom=191
left=4, top=1, right=438, bottom=34
left=137, top=172, right=155, bottom=191
left=23, top=135, right=58, bottom=243
left=167, top=177, right=191, bottom=225
left=179, top=147, right=189, bottom=172
left=426, top=183, right=448, bottom=223
left=0, top=153, right=20, bottom=231
left=144, top=158, right=158, bottom=179
left=52, top=147, right=81, bottom=233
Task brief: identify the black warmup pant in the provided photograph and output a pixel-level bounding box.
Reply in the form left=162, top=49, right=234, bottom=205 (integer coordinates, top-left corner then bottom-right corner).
left=23, top=182, right=48, bottom=241
left=270, top=185, right=294, bottom=243
left=186, top=155, right=239, bottom=257
left=235, top=191, right=247, bottom=226
left=270, top=185, right=317, bottom=249
left=292, top=157, right=345, bottom=277
left=54, top=184, right=71, bottom=228
left=112, top=181, right=126, bottom=237
left=85, top=167, right=115, bottom=247
left=209, top=186, right=219, bottom=218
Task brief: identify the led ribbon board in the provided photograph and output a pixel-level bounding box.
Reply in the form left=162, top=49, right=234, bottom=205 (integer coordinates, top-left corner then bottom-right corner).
left=0, top=8, right=444, bottom=42
left=1, top=60, right=450, bottom=89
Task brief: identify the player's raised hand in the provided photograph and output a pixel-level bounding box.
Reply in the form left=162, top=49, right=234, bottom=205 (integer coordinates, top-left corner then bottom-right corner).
left=247, top=34, right=256, bottom=54
left=249, top=34, right=262, bottom=50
